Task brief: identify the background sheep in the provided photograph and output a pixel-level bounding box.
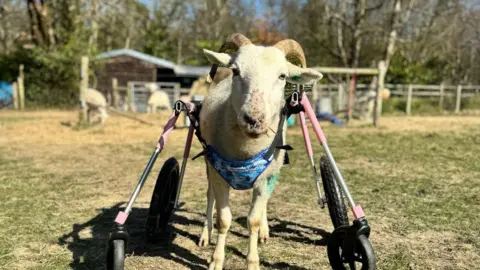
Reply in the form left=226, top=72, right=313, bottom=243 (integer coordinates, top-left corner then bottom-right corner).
left=144, top=82, right=172, bottom=113
left=198, top=33, right=323, bottom=270
left=84, top=88, right=108, bottom=124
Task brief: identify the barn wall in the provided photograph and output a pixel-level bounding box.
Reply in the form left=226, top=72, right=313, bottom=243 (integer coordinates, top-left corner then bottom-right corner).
left=96, top=55, right=158, bottom=104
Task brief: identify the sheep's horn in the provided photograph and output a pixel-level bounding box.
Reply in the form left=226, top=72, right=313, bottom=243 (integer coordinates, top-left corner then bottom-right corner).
left=273, top=39, right=307, bottom=68
left=207, top=33, right=252, bottom=83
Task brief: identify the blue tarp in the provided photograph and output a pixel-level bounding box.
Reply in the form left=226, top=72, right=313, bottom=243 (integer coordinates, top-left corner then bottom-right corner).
left=317, top=112, right=344, bottom=126
left=0, top=81, right=14, bottom=107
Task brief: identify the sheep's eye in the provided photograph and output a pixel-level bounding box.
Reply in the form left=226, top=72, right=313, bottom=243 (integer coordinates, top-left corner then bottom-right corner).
left=232, top=68, right=240, bottom=76
left=279, top=74, right=286, bottom=80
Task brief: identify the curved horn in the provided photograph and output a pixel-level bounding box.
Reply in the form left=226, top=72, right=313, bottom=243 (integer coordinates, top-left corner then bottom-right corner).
left=273, top=39, right=307, bottom=68
left=207, top=33, right=252, bottom=82
left=218, top=33, right=252, bottom=53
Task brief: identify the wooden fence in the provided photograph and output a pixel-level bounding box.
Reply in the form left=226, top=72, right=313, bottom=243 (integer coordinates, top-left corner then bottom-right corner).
left=112, top=80, right=191, bottom=113
left=312, top=83, right=480, bottom=116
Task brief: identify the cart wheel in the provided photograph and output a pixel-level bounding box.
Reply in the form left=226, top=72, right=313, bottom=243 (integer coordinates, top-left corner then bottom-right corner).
left=327, top=232, right=376, bottom=270
left=146, top=157, right=180, bottom=241
left=106, top=239, right=125, bottom=270
left=320, top=155, right=349, bottom=228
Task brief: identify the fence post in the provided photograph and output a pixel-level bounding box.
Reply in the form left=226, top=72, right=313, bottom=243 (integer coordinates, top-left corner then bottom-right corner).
left=347, top=75, right=356, bottom=121
left=438, top=83, right=444, bottom=109
left=79, top=56, right=89, bottom=123
left=373, top=61, right=386, bottom=127
left=173, top=83, right=180, bottom=103
left=127, top=82, right=134, bottom=112
left=337, top=83, right=344, bottom=111
left=112, top=78, right=118, bottom=109
left=12, top=81, right=18, bottom=110
left=18, top=65, right=25, bottom=110
left=312, top=82, right=318, bottom=114
left=406, top=84, right=413, bottom=115
left=455, top=85, right=462, bottom=113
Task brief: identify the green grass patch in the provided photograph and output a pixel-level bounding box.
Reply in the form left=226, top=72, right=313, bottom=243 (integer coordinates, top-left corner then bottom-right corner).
left=1, top=116, right=479, bottom=269
left=382, top=96, right=480, bottom=115
left=0, top=116, right=39, bottom=124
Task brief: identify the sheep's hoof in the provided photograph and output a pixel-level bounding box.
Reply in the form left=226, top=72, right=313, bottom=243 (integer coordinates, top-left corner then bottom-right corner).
left=208, top=257, right=224, bottom=270
left=198, top=228, right=212, bottom=247
left=259, top=225, right=269, bottom=245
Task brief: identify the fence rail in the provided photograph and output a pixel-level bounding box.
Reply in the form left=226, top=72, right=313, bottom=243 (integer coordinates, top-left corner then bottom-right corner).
left=114, top=80, right=479, bottom=116
left=313, top=82, right=480, bottom=115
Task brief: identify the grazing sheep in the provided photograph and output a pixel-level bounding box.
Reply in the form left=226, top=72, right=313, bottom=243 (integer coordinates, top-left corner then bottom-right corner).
left=144, top=83, right=172, bottom=113
left=84, top=88, right=108, bottom=124
left=197, top=33, right=323, bottom=270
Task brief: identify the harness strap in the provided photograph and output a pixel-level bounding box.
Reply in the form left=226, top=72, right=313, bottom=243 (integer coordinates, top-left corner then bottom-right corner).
left=188, top=91, right=305, bottom=163
left=263, top=105, right=289, bottom=159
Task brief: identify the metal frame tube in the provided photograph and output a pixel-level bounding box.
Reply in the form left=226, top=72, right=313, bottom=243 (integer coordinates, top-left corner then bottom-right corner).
left=298, top=111, right=324, bottom=205
left=300, top=92, right=356, bottom=208
left=124, top=149, right=161, bottom=214
left=121, top=111, right=179, bottom=216
left=173, top=124, right=195, bottom=208
left=321, top=141, right=356, bottom=208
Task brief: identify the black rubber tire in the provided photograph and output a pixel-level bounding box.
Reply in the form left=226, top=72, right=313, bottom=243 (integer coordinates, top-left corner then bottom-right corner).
left=320, top=155, right=349, bottom=228
left=327, top=233, right=376, bottom=270
left=106, top=239, right=125, bottom=270
left=146, top=157, right=180, bottom=240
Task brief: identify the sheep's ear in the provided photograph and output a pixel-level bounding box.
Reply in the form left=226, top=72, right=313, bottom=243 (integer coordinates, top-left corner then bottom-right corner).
left=203, top=49, right=232, bottom=66
left=286, top=62, right=323, bottom=84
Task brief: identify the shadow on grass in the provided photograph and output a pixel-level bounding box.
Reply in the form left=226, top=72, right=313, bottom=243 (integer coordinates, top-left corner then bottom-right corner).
left=225, top=245, right=311, bottom=270
left=233, top=216, right=330, bottom=246
left=57, top=202, right=208, bottom=270
left=58, top=202, right=330, bottom=270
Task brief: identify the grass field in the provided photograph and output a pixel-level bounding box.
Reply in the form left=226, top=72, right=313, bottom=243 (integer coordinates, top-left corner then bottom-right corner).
left=1, top=110, right=479, bottom=270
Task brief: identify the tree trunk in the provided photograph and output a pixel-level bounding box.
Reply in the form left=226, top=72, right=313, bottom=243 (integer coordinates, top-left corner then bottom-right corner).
left=176, top=34, right=183, bottom=64
left=350, top=0, right=366, bottom=68
left=375, top=0, right=416, bottom=126
left=336, top=0, right=348, bottom=67
left=384, top=0, right=416, bottom=69
left=27, top=0, right=55, bottom=48
left=88, top=0, right=99, bottom=53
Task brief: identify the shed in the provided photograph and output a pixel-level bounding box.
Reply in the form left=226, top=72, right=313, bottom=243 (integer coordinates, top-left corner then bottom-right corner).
left=94, top=49, right=211, bottom=105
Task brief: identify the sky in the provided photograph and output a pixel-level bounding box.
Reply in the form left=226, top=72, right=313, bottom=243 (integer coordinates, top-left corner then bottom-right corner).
left=137, top=0, right=266, bottom=17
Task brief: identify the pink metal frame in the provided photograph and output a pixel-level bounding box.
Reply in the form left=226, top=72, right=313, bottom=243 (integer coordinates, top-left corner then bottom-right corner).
left=114, top=102, right=197, bottom=225
left=113, top=94, right=366, bottom=227
left=297, top=91, right=365, bottom=220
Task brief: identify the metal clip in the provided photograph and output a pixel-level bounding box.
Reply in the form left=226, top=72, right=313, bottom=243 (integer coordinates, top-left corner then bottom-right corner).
left=174, top=101, right=183, bottom=113
left=290, top=91, right=299, bottom=107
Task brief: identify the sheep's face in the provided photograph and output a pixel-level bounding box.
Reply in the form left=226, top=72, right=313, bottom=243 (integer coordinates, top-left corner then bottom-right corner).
left=203, top=45, right=323, bottom=138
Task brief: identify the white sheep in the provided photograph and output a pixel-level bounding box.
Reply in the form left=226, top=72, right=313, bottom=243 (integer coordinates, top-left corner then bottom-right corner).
left=144, top=83, right=172, bottom=113
left=84, top=88, right=108, bottom=124
left=197, top=33, right=323, bottom=270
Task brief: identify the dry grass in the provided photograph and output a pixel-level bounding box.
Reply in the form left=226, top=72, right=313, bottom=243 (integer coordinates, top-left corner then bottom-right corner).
left=0, top=109, right=479, bottom=270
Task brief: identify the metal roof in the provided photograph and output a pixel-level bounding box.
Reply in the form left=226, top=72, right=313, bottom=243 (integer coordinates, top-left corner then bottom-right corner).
left=174, top=65, right=211, bottom=77
left=94, top=49, right=211, bottom=77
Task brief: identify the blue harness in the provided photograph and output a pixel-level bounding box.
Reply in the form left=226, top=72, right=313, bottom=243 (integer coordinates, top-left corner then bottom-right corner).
left=188, top=102, right=293, bottom=193
left=205, top=145, right=274, bottom=190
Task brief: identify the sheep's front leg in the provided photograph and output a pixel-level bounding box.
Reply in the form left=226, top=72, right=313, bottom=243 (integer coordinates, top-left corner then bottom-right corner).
left=247, top=186, right=269, bottom=270
left=209, top=179, right=231, bottom=270
left=259, top=204, right=269, bottom=244
left=199, top=180, right=215, bottom=247
left=87, top=107, right=92, bottom=124
left=99, top=107, right=108, bottom=124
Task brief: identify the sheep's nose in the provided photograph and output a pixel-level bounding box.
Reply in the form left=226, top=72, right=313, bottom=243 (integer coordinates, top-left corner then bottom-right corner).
left=243, top=114, right=259, bottom=126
